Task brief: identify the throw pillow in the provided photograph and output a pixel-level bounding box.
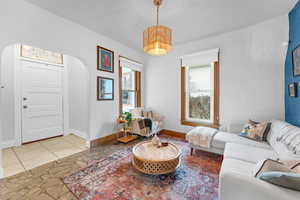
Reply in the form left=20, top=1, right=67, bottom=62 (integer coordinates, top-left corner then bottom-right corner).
left=142, top=110, right=153, bottom=119
left=289, top=135, right=300, bottom=152
left=276, top=125, right=300, bottom=154
left=253, top=159, right=290, bottom=177
left=130, top=108, right=143, bottom=118
left=281, top=160, right=300, bottom=173
left=253, top=159, right=300, bottom=191
left=258, top=172, right=300, bottom=191
left=295, top=145, right=300, bottom=155
left=292, top=163, right=300, bottom=173
left=240, top=120, right=271, bottom=142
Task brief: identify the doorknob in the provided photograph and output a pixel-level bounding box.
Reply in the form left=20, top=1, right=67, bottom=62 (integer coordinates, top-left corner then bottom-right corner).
left=23, top=97, right=27, bottom=101
left=23, top=105, right=28, bottom=109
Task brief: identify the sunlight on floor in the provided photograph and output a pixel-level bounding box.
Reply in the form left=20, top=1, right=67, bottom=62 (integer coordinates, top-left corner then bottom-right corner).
left=1, top=134, right=88, bottom=178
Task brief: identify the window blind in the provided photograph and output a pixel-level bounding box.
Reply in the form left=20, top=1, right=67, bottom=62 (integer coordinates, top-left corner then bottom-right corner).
left=119, top=57, right=143, bottom=72
left=181, top=48, right=219, bottom=67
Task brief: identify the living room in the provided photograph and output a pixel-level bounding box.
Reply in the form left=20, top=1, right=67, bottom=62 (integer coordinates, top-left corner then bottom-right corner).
left=0, top=0, right=300, bottom=199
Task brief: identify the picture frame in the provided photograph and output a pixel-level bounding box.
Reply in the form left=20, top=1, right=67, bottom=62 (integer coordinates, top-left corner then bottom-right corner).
left=97, top=46, right=114, bottom=73
left=288, top=83, right=297, bottom=98
left=97, top=76, right=114, bottom=101
left=292, top=45, right=300, bottom=76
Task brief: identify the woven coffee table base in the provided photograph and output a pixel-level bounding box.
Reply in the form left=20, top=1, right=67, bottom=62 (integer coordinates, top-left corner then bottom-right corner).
left=132, top=155, right=180, bottom=175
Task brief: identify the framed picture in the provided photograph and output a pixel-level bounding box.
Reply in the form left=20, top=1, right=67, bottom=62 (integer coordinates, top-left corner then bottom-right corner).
left=97, top=77, right=114, bottom=100
left=97, top=46, right=114, bottom=73
left=292, top=45, right=300, bottom=76
left=288, top=83, right=297, bottom=98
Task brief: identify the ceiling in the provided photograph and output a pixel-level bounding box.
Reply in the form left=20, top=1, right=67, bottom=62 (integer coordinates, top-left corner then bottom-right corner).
left=25, top=0, right=297, bottom=52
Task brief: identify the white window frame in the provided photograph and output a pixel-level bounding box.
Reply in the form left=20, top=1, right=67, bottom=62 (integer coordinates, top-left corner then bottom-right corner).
left=185, top=63, right=215, bottom=124
left=121, top=66, right=137, bottom=112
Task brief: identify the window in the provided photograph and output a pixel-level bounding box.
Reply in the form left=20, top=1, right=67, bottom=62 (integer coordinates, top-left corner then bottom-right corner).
left=122, top=67, right=137, bottom=112
left=21, top=45, right=63, bottom=64
left=181, top=49, right=220, bottom=128
left=119, top=57, right=142, bottom=113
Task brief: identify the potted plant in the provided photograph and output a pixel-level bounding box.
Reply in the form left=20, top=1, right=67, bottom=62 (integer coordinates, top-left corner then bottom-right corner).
left=123, top=112, right=132, bottom=127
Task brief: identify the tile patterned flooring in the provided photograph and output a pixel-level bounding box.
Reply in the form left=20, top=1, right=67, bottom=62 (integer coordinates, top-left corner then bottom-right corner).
left=2, top=134, right=88, bottom=178
left=0, top=139, right=135, bottom=200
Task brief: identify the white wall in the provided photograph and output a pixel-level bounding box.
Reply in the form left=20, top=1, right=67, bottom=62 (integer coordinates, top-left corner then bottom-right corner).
left=65, top=55, right=89, bottom=138
left=0, top=45, right=15, bottom=143
left=0, top=0, right=145, bottom=143
left=145, top=15, right=288, bottom=133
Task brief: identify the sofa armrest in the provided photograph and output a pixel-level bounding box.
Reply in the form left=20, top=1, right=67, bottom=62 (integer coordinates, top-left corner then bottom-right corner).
left=220, top=171, right=300, bottom=200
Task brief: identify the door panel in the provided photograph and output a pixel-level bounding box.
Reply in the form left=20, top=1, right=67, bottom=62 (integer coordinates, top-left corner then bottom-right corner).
left=21, top=61, right=63, bottom=143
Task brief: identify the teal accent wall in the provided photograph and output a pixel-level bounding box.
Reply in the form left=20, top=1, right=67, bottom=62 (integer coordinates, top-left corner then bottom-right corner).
left=285, top=1, right=300, bottom=126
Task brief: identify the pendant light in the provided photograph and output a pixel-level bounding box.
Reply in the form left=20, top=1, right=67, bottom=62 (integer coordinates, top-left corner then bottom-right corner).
left=143, top=0, right=172, bottom=56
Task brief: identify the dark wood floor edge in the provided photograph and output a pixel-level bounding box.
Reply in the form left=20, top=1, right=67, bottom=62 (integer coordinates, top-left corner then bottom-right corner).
left=90, top=132, right=121, bottom=147
left=90, top=129, right=187, bottom=147
left=160, top=129, right=186, bottom=140
left=22, top=134, right=64, bottom=145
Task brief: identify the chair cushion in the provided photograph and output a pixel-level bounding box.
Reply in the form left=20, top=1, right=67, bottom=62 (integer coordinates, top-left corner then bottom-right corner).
left=212, top=131, right=271, bottom=150
left=224, top=143, right=278, bottom=164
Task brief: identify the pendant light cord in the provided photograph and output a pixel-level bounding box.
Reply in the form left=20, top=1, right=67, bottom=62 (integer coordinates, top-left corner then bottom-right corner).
left=156, top=5, right=159, bottom=25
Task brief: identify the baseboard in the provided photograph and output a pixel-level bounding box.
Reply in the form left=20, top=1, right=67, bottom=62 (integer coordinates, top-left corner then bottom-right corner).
left=66, top=129, right=87, bottom=140
left=1, top=140, right=16, bottom=149
left=90, top=130, right=186, bottom=147
left=160, top=129, right=186, bottom=140
left=90, top=132, right=121, bottom=147
left=0, top=167, right=3, bottom=179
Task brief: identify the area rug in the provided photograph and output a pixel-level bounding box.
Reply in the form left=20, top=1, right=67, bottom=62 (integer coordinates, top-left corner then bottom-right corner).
left=63, top=138, right=223, bottom=200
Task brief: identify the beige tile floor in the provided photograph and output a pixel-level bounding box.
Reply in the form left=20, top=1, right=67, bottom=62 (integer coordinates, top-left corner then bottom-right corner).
left=2, top=134, right=88, bottom=178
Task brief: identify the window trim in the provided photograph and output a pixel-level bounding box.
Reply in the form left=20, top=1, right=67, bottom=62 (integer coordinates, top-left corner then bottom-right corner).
left=119, top=56, right=142, bottom=115
left=180, top=61, right=220, bottom=128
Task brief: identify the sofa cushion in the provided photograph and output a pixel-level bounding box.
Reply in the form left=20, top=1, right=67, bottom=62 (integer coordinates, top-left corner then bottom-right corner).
left=221, top=158, right=255, bottom=176
left=267, top=120, right=300, bottom=160
left=212, top=131, right=271, bottom=150
left=224, top=143, right=278, bottom=164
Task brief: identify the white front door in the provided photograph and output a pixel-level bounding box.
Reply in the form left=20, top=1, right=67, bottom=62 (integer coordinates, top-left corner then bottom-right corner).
left=21, top=60, right=64, bottom=143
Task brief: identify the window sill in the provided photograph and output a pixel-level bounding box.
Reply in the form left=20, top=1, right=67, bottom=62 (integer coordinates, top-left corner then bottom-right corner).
left=181, top=120, right=219, bottom=128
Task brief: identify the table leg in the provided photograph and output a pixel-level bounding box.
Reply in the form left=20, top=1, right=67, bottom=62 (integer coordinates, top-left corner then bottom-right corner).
left=190, top=147, right=194, bottom=156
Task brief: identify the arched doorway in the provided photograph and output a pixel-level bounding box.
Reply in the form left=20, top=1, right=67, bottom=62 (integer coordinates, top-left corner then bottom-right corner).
left=0, top=44, right=90, bottom=178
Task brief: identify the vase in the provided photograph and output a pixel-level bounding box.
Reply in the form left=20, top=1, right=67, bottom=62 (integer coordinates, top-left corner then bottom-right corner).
left=151, top=134, right=161, bottom=147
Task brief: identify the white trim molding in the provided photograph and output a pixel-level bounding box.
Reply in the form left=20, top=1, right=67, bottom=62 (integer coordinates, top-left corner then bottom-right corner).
left=65, top=129, right=90, bottom=148
left=66, top=129, right=87, bottom=140
left=1, top=139, right=16, bottom=149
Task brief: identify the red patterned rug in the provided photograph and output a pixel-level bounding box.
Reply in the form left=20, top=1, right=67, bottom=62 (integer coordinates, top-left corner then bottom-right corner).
left=63, top=138, right=223, bottom=200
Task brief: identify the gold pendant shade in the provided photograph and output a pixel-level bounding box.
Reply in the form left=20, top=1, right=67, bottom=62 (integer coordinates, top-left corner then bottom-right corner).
left=143, top=25, right=172, bottom=56
left=143, top=0, right=172, bottom=56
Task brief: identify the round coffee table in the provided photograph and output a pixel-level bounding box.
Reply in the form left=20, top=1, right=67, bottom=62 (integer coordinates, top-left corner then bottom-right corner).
left=132, top=141, right=181, bottom=175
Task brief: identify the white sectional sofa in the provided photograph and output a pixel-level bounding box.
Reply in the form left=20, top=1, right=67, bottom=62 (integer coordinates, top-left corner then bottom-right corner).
left=189, top=120, right=300, bottom=200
